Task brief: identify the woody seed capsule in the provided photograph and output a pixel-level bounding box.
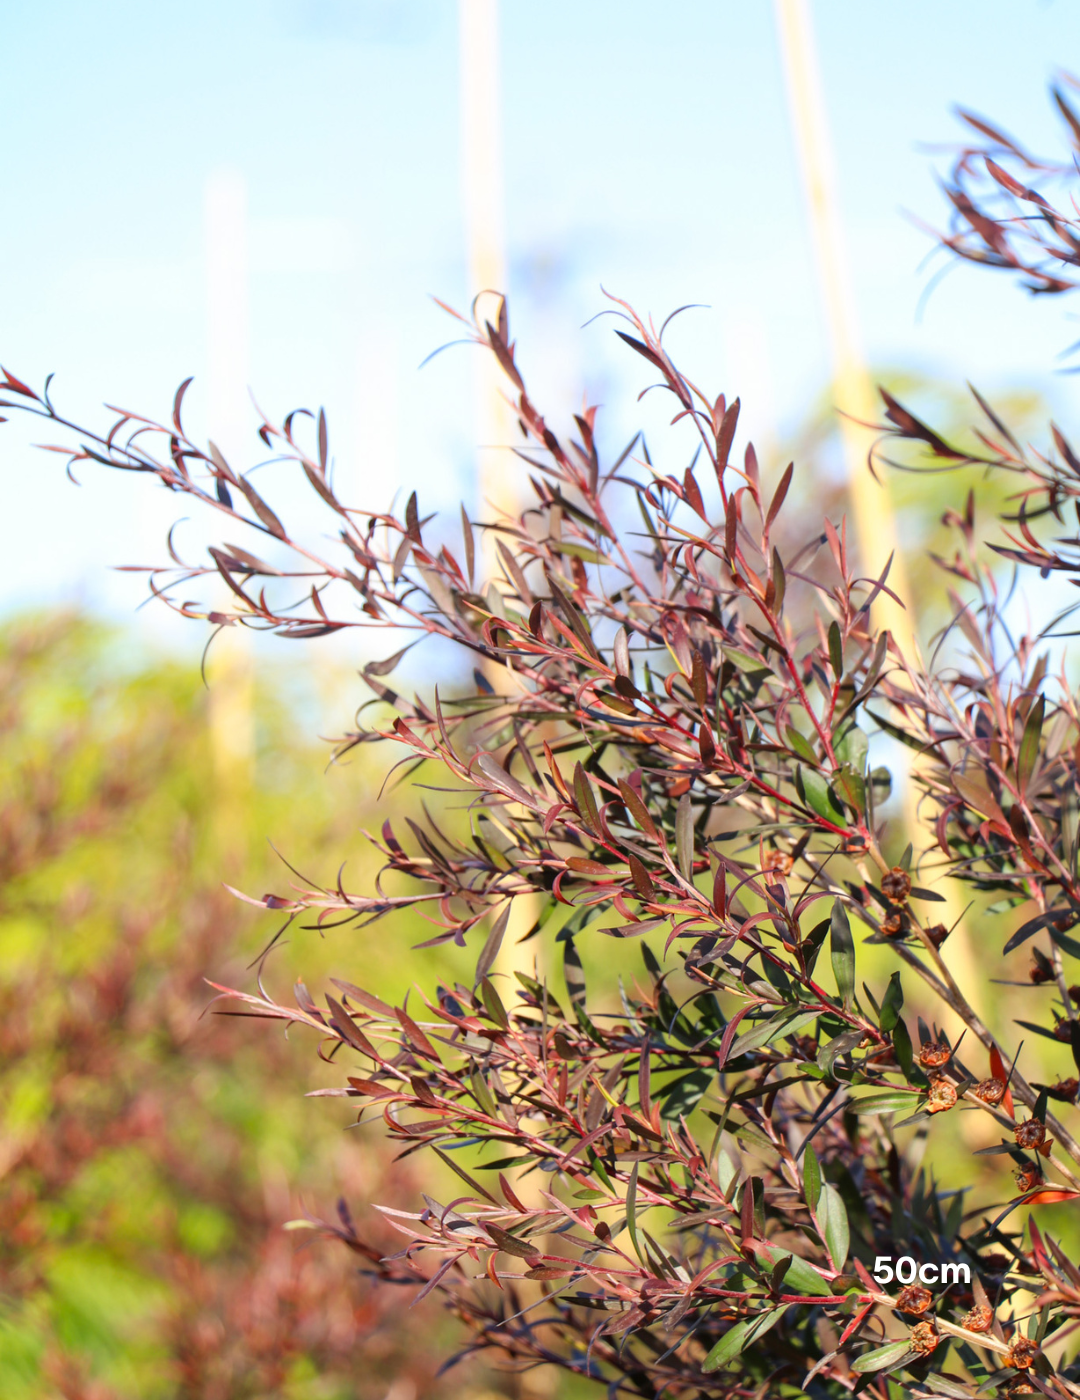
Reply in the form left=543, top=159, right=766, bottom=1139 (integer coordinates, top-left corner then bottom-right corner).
left=973, top=1077, right=1007, bottom=1105
left=882, top=912, right=905, bottom=938
left=1014, top=1164, right=1043, bottom=1193
left=926, top=922, right=950, bottom=948
left=962, top=1304, right=993, bottom=1333
left=1014, top=1118, right=1046, bottom=1150
left=763, top=850, right=793, bottom=876
left=927, top=1078, right=957, bottom=1114
left=918, top=1041, right=951, bottom=1069
left=909, top=1321, right=940, bottom=1357
left=1003, top=1337, right=1039, bottom=1370
left=881, top=867, right=912, bottom=902
left=895, top=1284, right=932, bottom=1316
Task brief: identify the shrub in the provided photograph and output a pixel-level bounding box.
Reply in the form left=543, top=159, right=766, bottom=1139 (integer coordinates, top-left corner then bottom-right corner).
left=9, top=82, right=1080, bottom=1400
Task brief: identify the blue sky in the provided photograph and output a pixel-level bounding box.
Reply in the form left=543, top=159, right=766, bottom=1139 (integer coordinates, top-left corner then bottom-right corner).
left=2, top=0, right=1078, bottom=647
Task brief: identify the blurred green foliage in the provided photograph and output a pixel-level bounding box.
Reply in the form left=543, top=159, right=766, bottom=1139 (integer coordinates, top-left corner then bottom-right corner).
left=0, top=614, right=536, bottom=1400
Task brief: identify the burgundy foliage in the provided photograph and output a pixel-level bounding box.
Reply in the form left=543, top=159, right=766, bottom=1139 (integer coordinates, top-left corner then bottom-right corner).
left=11, top=82, right=1080, bottom=1400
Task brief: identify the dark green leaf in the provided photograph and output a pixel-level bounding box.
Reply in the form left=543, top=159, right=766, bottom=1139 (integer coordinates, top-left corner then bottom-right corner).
left=819, top=1181, right=849, bottom=1271
left=573, top=762, right=599, bottom=830
left=563, top=938, right=596, bottom=1037
left=656, top=1068, right=712, bottom=1119
left=1018, top=695, right=1045, bottom=792
left=771, top=548, right=786, bottom=614
left=480, top=976, right=509, bottom=1029
left=752, top=1244, right=832, bottom=1295
left=625, top=1162, right=643, bottom=1263
left=728, top=1009, right=818, bottom=1060
left=701, top=1306, right=788, bottom=1373
left=828, top=621, right=844, bottom=679
left=799, top=766, right=847, bottom=825
left=830, top=900, right=855, bottom=1008
left=817, top=1028, right=862, bottom=1078
left=1004, top=908, right=1073, bottom=955
left=802, top=1144, right=822, bottom=1213
left=893, top=1017, right=914, bottom=1079
left=880, top=971, right=904, bottom=1033
left=475, top=905, right=511, bottom=984
left=786, top=726, right=817, bottom=762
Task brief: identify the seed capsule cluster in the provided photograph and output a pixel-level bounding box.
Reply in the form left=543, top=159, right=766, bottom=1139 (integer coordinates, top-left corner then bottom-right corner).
left=962, top=1304, right=993, bottom=1333
left=1003, top=1338, right=1039, bottom=1371
left=881, top=867, right=912, bottom=902
left=909, top=1320, right=940, bottom=1356
left=1014, top=1118, right=1047, bottom=1150
left=895, top=1284, right=932, bottom=1316
left=926, top=1079, right=957, bottom=1113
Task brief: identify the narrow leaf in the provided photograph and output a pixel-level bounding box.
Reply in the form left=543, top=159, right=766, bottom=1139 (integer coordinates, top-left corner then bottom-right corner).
left=830, top=900, right=855, bottom=1008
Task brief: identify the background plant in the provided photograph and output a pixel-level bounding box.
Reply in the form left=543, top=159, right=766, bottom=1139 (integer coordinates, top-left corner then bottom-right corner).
left=9, top=83, right=1080, bottom=1400
left=0, top=614, right=524, bottom=1400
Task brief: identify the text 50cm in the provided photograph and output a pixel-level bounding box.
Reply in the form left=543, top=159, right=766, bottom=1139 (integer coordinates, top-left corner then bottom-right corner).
left=873, top=1256, right=970, bottom=1285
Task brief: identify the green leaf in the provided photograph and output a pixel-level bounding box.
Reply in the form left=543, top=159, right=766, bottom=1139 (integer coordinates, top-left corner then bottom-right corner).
left=480, top=976, right=509, bottom=1029
left=834, top=722, right=868, bottom=773
left=1018, top=695, right=1045, bottom=792
left=893, top=1017, right=914, bottom=1079
left=802, top=1144, right=822, bottom=1213
left=675, top=792, right=693, bottom=881
left=1049, top=924, right=1080, bottom=959
left=723, top=646, right=770, bottom=675
left=716, top=1149, right=739, bottom=1195
left=475, top=905, right=510, bottom=984
left=803, top=916, right=830, bottom=976
left=879, top=971, right=904, bottom=1033
left=728, top=1009, right=818, bottom=1060
left=833, top=765, right=866, bottom=817
left=470, top=1067, right=498, bottom=1118
left=771, top=548, right=786, bottom=614
left=818, top=1182, right=849, bottom=1271
left=799, top=766, right=847, bottom=825
left=785, top=726, right=817, bottom=762
left=656, top=1068, right=712, bottom=1119
left=921, top=1374, right=976, bottom=1399
left=573, top=763, right=599, bottom=830
left=850, top=1090, right=919, bottom=1115
left=701, top=1306, right=788, bottom=1373
left=851, top=1341, right=915, bottom=1374
left=625, top=1162, right=643, bottom=1264
left=746, top=1175, right=765, bottom=1238
left=828, top=621, right=844, bottom=679
left=752, top=1244, right=832, bottom=1296
left=563, top=938, right=597, bottom=1039
left=817, top=1028, right=862, bottom=1078
left=830, top=900, right=855, bottom=1008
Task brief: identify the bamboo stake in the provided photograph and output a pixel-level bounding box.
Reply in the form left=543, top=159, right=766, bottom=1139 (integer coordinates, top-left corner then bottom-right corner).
left=458, top=0, right=519, bottom=551
left=205, top=169, right=256, bottom=864
left=774, top=0, right=983, bottom=1015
